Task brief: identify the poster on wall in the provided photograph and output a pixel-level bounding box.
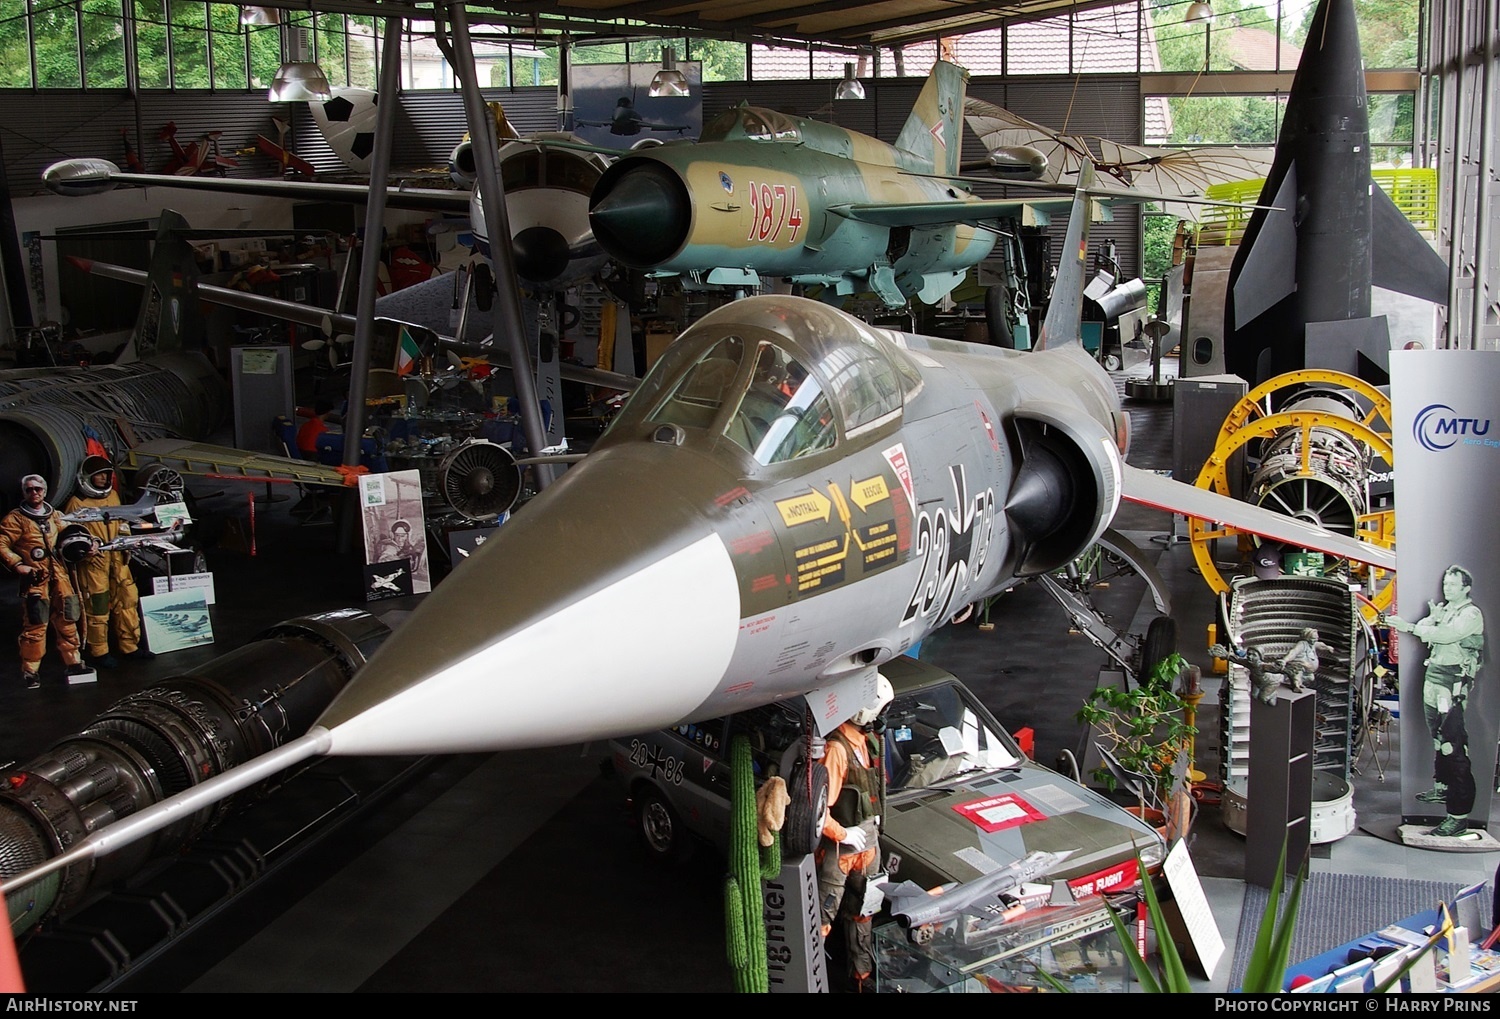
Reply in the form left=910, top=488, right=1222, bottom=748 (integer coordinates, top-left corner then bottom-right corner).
left=1389, top=349, right=1500, bottom=843
left=358, top=470, right=431, bottom=595
left=571, top=61, right=702, bottom=151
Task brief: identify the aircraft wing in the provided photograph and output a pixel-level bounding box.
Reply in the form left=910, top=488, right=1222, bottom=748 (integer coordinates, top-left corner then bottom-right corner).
left=1120, top=464, right=1396, bottom=572
left=962, top=98, right=1271, bottom=196
left=831, top=198, right=1071, bottom=229
left=44, top=158, right=471, bottom=214
left=70, top=258, right=641, bottom=394
left=126, top=438, right=361, bottom=489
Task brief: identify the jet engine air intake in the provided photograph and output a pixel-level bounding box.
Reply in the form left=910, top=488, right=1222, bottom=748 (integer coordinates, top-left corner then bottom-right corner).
left=589, top=160, right=692, bottom=267
left=0, top=609, right=389, bottom=932
left=437, top=439, right=522, bottom=520
left=1006, top=413, right=1119, bottom=576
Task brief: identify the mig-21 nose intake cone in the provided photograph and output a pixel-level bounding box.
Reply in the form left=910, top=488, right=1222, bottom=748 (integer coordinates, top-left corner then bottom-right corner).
left=589, top=162, right=691, bottom=266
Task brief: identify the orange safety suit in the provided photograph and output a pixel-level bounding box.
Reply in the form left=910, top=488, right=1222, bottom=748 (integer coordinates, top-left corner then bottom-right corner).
left=0, top=504, right=82, bottom=675
left=61, top=490, right=143, bottom=658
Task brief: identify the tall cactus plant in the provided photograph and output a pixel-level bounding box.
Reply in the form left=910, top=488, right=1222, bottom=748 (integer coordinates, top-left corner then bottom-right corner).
left=724, top=733, right=783, bottom=993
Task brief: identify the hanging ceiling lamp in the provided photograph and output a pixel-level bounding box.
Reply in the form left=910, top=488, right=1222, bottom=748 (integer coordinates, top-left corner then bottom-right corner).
left=1183, top=2, right=1215, bottom=25
left=648, top=46, right=689, bottom=98
left=269, top=18, right=332, bottom=102
left=834, top=62, right=865, bottom=100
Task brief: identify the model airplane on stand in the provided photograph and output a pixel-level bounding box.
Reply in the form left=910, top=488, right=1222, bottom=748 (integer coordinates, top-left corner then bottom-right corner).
left=0, top=157, right=1397, bottom=910
left=881, top=849, right=1074, bottom=943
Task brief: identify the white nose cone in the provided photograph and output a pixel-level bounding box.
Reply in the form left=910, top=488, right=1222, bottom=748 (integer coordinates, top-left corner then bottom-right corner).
left=324, top=533, right=742, bottom=755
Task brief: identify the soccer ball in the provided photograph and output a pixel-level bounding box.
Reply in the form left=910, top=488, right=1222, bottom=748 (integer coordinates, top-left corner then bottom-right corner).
left=311, top=87, right=380, bottom=172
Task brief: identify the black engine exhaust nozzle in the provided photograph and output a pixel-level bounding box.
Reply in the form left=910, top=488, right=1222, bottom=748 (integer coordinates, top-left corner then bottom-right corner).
left=0, top=609, right=390, bottom=933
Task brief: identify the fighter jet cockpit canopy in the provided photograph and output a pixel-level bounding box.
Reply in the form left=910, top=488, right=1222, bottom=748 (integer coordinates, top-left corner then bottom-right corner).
left=606, top=298, right=923, bottom=467
left=701, top=105, right=801, bottom=144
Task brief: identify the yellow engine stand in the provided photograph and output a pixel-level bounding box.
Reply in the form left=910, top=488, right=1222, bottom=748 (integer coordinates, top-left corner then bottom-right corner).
left=1186, top=369, right=1396, bottom=621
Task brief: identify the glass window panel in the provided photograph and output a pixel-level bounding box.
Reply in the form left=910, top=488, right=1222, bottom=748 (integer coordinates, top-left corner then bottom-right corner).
left=1370, top=92, right=1415, bottom=167
left=82, top=0, right=126, bottom=88
left=168, top=0, right=208, bottom=88
left=246, top=18, right=277, bottom=89
left=521, top=42, right=556, bottom=87
left=1071, top=3, right=1139, bottom=75
left=1149, top=94, right=1284, bottom=146
left=208, top=4, right=244, bottom=89
left=1151, top=4, right=1212, bottom=73
left=35, top=0, right=83, bottom=87
left=1006, top=17, right=1069, bottom=75
left=573, top=41, right=625, bottom=64
left=810, top=47, right=861, bottom=77
left=0, top=0, right=31, bottom=88
left=345, top=15, right=375, bottom=89
left=696, top=38, right=744, bottom=82
left=470, top=37, right=506, bottom=87
left=316, top=12, right=346, bottom=87
left=750, top=44, right=808, bottom=80
left=1354, top=0, right=1419, bottom=70
left=133, top=0, right=168, bottom=88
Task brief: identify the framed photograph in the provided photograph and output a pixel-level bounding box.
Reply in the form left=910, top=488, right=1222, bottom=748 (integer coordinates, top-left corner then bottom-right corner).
left=364, top=558, right=415, bottom=601
left=139, top=589, right=215, bottom=654
left=571, top=61, right=703, bottom=152
left=359, top=470, right=430, bottom=593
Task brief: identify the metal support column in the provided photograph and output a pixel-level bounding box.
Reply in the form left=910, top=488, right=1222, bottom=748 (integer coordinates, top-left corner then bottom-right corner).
left=341, top=16, right=403, bottom=469
left=442, top=2, right=554, bottom=488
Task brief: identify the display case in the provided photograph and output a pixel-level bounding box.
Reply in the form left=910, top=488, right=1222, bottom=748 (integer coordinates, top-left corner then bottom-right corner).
left=874, top=899, right=1135, bottom=993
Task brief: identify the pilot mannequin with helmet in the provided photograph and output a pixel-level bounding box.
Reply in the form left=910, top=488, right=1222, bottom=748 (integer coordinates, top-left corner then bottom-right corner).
left=0, top=474, right=86, bottom=687
left=816, top=674, right=893, bottom=993
left=61, top=456, right=151, bottom=669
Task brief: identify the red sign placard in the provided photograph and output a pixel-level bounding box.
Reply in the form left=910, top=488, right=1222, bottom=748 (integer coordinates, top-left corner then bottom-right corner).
left=951, top=793, right=1046, bottom=833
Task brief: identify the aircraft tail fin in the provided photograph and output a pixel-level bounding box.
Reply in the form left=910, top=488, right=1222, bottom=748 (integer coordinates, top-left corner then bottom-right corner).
left=1370, top=184, right=1449, bottom=303
left=122, top=210, right=204, bottom=363
left=895, top=60, right=965, bottom=177
left=1034, top=162, right=1096, bottom=351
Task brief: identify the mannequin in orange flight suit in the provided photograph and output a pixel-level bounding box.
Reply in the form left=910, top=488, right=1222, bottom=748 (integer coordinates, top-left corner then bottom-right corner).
left=61, top=456, right=150, bottom=670
left=816, top=676, right=893, bottom=993
left=0, top=474, right=86, bottom=687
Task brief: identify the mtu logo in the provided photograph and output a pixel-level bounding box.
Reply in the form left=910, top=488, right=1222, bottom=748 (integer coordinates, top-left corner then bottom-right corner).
left=1414, top=403, right=1491, bottom=451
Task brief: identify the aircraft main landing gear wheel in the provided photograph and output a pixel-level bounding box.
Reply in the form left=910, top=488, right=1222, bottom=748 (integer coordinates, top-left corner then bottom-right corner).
left=1186, top=369, right=1396, bottom=621
left=781, top=758, right=829, bottom=859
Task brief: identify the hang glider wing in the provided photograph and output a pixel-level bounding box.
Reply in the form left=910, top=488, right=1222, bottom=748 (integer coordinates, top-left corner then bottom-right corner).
left=962, top=99, right=1272, bottom=219
left=962, top=98, right=1094, bottom=184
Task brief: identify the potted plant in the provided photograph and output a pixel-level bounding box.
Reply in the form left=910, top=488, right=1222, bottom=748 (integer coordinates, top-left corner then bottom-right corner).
left=1075, top=651, right=1197, bottom=832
